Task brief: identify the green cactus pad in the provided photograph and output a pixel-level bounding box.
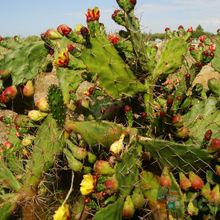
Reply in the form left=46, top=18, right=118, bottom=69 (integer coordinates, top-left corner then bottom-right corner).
left=47, top=85, right=66, bottom=128
left=93, top=198, right=124, bottom=220
left=152, top=37, right=188, bottom=82
left=212, top=36, right=220, bottom=73
left=0, top=41, right=48, bottom=85
left=140, top=138, right=212, bottom=172
left=81, top=36, right=146, bottom=98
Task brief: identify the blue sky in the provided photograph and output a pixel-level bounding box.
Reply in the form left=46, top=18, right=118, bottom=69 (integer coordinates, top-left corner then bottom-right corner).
left=1, top=0, right=220, bottom=37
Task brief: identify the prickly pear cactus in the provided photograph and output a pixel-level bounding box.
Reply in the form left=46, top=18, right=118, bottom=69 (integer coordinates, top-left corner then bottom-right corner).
left=47, top=85, right=66, bottom=128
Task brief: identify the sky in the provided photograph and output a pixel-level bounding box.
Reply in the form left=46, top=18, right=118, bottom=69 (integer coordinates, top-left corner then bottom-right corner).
left=0, top=0, right=220, bottom=37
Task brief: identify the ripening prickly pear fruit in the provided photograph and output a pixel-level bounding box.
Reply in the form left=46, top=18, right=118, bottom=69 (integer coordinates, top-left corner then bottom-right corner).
left=172, top=114, right=183, bottom=128
left=1, top=86, right=17, bottom=103
left=28, top=110, right=48, bottom=121
left=189, top=171, right=204, bottom=190
left=23, top=80, right=34, bottom=97
left=215, top=165, right=220, bottom=176
left=57, top=24, right=72, bottom=36
left=179, top=172, right=191, bottom=191
left=160, top=167, right=171, bottom=188
left=209, top=184, right=220, bottom=205
left=122, top=196, right=135, bottom=219
left=35, top=97, right=49, bottom=112
left=201, top=183, right=211, bottom=200
left=208, top=78, right=220, bottom=97
left=94, top=160, right=115, bottom=175
left=43, top=29, right=63, bottom=40
left=104, top=176, right=118, bottom=193
left=0, top=70, right=10, bottom=79
left=209, top=138, right=220, bottom=151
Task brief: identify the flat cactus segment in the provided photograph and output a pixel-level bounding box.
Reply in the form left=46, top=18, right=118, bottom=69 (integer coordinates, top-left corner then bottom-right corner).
left=56, top=68, right=83, bottom=104
left=93, top=198, right=124, bottom=220
left=47, top=85, right=66, bottom=128
left=140, top=138, right=212, bottom=172
left=0, top=160, right=21, bottom=192
left=0, top=202, right=14, bottom=220
left=65, top=120, right=126, bottom=147
left=152, top=37, right=188, bottom=81
left=23, top=114, right=64, bottom=187
left=115, top=143, right=140, bottom=197
left=81, top=36, right=145, bottom=98
left=0, top=41, right=48, bottom=85
left=183, top=97, right=220, bottom=144
left=212, top=36, right=220, bottom=73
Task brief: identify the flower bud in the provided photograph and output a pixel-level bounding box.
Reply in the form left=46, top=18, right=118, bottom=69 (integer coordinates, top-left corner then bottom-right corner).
left=57, top=24, right=72, bottom=36
left=86, top=7, right=100, bottom=22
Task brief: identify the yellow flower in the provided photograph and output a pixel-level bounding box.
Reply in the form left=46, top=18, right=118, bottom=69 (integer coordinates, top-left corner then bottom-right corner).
left=53, top=204, right=70, bottom=220
left=80, top=174, right=95, bottom=195
left=109, top=133, right=125, bottom=155
left=54, top=50, right=69, bottom=67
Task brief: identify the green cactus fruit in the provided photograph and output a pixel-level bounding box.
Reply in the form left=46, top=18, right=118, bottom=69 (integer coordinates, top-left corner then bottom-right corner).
left=63, top=148, right=83, bottom=172
left=65, top=139, right=87, bottom=160
left=28, top=110, right=48, bottom=121
left=47, top=84, right=66, bottom=128
left=208, top=78, right=220, bottom=97
left=131, top=186, right=145, bottom=209
left=122, top=195, right=135, bottom=219
left=116, top=0, right=136, bottom=13
left=87, top=152, right=97, bottom=164
left=94, top=160, right=115, bottom=176
left=112, top=9, right=126, bottom=27
left=201, top=183, right=211, bottom=200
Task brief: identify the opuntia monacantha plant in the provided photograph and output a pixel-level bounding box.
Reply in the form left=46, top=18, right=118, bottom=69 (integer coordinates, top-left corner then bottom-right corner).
left=0, top=0, right=220, bottom=220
